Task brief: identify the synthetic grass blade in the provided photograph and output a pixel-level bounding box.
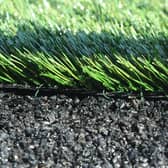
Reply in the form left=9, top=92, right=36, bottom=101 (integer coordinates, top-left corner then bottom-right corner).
left=0, top=0, right=167, bottom=92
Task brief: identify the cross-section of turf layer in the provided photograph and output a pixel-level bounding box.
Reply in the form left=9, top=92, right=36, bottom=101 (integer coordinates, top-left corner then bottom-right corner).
left=0, top=0, right=168, bottom=92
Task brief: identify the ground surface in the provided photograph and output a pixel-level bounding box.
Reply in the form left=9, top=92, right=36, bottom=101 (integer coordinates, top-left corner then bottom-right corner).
left=0, top=93, right=168, bottom=168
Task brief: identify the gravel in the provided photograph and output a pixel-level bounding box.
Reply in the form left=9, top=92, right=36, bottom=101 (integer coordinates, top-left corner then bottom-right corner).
left=0, top=93, right=168, bottom=168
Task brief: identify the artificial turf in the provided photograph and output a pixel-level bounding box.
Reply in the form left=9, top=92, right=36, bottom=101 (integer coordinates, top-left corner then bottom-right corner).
left=0, top=0, right=167, bottom=92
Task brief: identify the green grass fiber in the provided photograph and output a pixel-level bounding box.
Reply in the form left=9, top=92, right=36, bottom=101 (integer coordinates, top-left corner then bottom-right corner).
left=0, top=0, right=168, bottom=92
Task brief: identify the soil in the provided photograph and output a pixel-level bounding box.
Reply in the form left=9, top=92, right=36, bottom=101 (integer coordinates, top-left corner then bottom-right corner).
left=0, top=91, right=168, bottom=168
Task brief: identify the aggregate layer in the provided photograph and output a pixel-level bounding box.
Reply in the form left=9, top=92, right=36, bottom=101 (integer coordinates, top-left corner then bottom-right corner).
left=0, top=93, right=168, bottom=168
